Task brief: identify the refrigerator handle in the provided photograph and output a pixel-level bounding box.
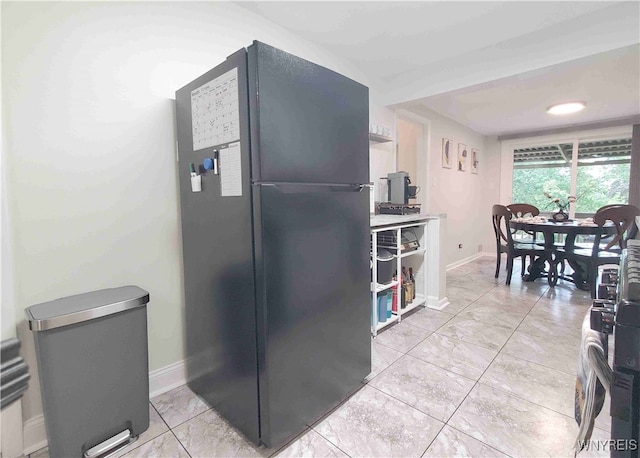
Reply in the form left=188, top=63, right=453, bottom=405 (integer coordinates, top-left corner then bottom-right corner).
left=254, top=183, right=371, bottom=194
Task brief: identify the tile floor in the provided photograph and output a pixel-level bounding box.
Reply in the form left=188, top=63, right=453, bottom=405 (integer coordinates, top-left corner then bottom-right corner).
left=30, top=256, right=612, bottom=458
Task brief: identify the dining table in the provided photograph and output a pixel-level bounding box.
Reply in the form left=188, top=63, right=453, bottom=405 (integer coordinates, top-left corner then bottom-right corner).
left=509, top=217, right=617, bottom=289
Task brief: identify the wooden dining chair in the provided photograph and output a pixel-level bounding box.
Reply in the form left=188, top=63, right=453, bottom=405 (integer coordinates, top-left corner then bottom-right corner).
left=574, top=204, right=626, bottom=249
left=567, top=204, right=640, bottom=297
left=506, top=203, right=541, bottom=275
left=492, top=204, right=547, bottom=285
left=507, top=203, right=540, bottom=219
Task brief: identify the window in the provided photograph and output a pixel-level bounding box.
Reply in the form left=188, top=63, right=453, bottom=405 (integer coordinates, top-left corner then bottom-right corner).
left=512, top=137, right=631, bottom=214
left=575, top=139, right=631, bottom=213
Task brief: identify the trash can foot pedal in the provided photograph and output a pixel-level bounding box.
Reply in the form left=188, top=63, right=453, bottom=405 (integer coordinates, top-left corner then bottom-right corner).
left=84, top=429, right=137, bottom=458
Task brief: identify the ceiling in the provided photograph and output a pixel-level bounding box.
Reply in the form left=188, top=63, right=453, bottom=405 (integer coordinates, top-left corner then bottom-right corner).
left=403, top=45, right=640, bottom=136
left=239, top=1, right=640, bottom=136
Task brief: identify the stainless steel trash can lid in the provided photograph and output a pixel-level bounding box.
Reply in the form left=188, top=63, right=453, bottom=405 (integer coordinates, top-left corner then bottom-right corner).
left=25, top=286, right=150, bottom=332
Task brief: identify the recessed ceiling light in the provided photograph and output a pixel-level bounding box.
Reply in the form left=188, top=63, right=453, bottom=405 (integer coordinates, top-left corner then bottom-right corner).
left=547, top=102, right=586, bottom=115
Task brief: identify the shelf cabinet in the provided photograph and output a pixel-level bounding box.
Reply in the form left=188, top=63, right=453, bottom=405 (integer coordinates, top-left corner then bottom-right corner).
left=369, top=132, right=393, bottom=143
left=370, top=220, right=428, bottom=336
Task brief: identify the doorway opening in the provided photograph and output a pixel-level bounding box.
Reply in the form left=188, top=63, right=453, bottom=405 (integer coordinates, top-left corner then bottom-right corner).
left=396, top=114, right=428, bottom=209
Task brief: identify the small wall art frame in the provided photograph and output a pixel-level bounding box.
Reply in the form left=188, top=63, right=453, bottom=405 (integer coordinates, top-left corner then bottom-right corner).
left=442, top=138, right=452, bottom=168
left=471, top=148, right=479, bottom=174
left=457, top=143, right=467, bottom=172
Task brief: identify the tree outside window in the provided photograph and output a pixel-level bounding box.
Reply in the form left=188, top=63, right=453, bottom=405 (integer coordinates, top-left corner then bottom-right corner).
left=512, top=138, right=630, bottom=214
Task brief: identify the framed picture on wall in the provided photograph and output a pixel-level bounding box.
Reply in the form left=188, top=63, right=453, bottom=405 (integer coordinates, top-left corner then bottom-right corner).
left=457, top=143, right=467, bottom=171
left=442, top=138, right=452, bottom=168
left=471, top=148, right=479, bottom=174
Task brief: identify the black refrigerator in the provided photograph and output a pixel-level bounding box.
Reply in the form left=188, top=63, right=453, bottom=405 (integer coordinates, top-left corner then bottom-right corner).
left=175, top=41, right=371, bottom=447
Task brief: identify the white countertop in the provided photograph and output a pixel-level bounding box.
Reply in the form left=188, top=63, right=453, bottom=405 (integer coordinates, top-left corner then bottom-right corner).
left=370, top=213, right=445, bottom=228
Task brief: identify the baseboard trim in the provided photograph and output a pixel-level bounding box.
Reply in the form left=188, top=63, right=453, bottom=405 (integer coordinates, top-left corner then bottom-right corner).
left=23, top=359, right=188, bottom=454
left=426, top=296, right=450, bottom=311
left=447, top=252, right=484, bottom=271
left=149, top=359, right=187, bottom=398
left=23, top=415, right=47, bottom=455
left=446, top=252, right=494, bottom=271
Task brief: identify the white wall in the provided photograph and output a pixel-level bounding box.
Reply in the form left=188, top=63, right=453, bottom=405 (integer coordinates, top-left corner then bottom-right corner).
left=1, top=1, right=393, bottom=427
left=403, top=106, right=500, bottom=266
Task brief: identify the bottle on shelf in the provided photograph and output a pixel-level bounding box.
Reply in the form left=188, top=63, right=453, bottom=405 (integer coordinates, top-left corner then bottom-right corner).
left=391, top=272, right=398, bottom=313
left=377, top=291, right=387, bottom=324
left=409, top=267, right=416, bottom=300
left=402, top=267, right=412, bottom=305
left=400, top=269, right=406, bottom=309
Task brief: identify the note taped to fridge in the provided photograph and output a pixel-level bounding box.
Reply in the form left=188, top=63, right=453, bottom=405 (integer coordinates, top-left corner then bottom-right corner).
left=220, top=142, right=242, bottom=197
left=191, top=68, right=240, bottom=151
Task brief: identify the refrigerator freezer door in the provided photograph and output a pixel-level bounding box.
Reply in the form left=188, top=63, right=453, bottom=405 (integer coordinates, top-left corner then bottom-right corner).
left=253, top=183, right=371, bottom=446
left=248, top=41, right=369, bottom=185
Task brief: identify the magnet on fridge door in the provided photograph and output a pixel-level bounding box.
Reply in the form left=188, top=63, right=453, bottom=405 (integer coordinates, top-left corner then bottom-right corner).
left=191, top=175, right=202, bottom=192
left=189, top=163, right=202, bottom=192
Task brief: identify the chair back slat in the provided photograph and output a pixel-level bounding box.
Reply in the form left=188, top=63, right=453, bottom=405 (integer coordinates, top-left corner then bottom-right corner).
left=592, top=204, right=640, bottom=253
left=492, top=204, right=513, bottom=246
left=507, top=203, right=540, bottom=218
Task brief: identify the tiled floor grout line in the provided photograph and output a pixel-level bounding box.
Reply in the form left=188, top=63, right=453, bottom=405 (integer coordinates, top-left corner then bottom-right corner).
left=134, top=259, right=594, bottom=458
left=165, top=406, right=212, bottom=432
left=418, top=425, right=446, bottom=458
left=364, top=306, right=466, bottom=458
left=419, top=425, right=513, bottom=458
left=365, top=361, right=476, bottom=423
left=169, top=428, right=193, bottom=458
left=362, top=291, right=496, bottom=457
left=134, top=404, right=176, bottom=455
left=99, top=403, right=176, bottom=458
left=416, top=262, right=549, bottom=456
left=158, top=405, right=211, bottom=458
left=371, top=307, right=458, bottom=356
left=317, top=269, right=590, bottom=458
left=427, top=282, right=551, bottom=457
left=415, top=268, right=508, bottom=457
left=307, top=427, right=355, bottom=458
left=365, top=383, right=446, bottom=426
left=498, top=332, right=582, bottom=377
left=468, top=282, right=600, bottom=425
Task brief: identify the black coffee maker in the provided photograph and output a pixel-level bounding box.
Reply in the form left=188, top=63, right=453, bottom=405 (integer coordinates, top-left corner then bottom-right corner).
left=387, top=172, right=418, bottom=204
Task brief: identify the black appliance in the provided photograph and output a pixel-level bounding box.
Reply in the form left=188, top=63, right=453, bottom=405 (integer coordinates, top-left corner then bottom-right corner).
left=387, top=171, right=411, bottom=204
left=590, top=240, right=640, bottom=457
left=376, top=202, right=421, bottom=215
left=377, top=229, right=420, bottom=253
left=175, top=42, right=371, bottom=447
left=611, top=241, right=640, bottom=457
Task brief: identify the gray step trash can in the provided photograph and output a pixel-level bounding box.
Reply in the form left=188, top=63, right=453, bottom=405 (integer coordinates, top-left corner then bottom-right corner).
left=26, top=286, right=150, bottom=458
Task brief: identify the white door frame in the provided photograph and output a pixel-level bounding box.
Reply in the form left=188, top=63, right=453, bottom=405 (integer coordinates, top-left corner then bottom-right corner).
left=395, top=109, right=431, bottom=211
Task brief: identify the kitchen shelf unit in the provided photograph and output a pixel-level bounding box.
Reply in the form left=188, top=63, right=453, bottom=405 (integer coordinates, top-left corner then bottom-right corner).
left=369, top=132, right=393, bottom=143
left=370, top=220, right=429, bottom=336
left=372, top=280, right=399, bottom=294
